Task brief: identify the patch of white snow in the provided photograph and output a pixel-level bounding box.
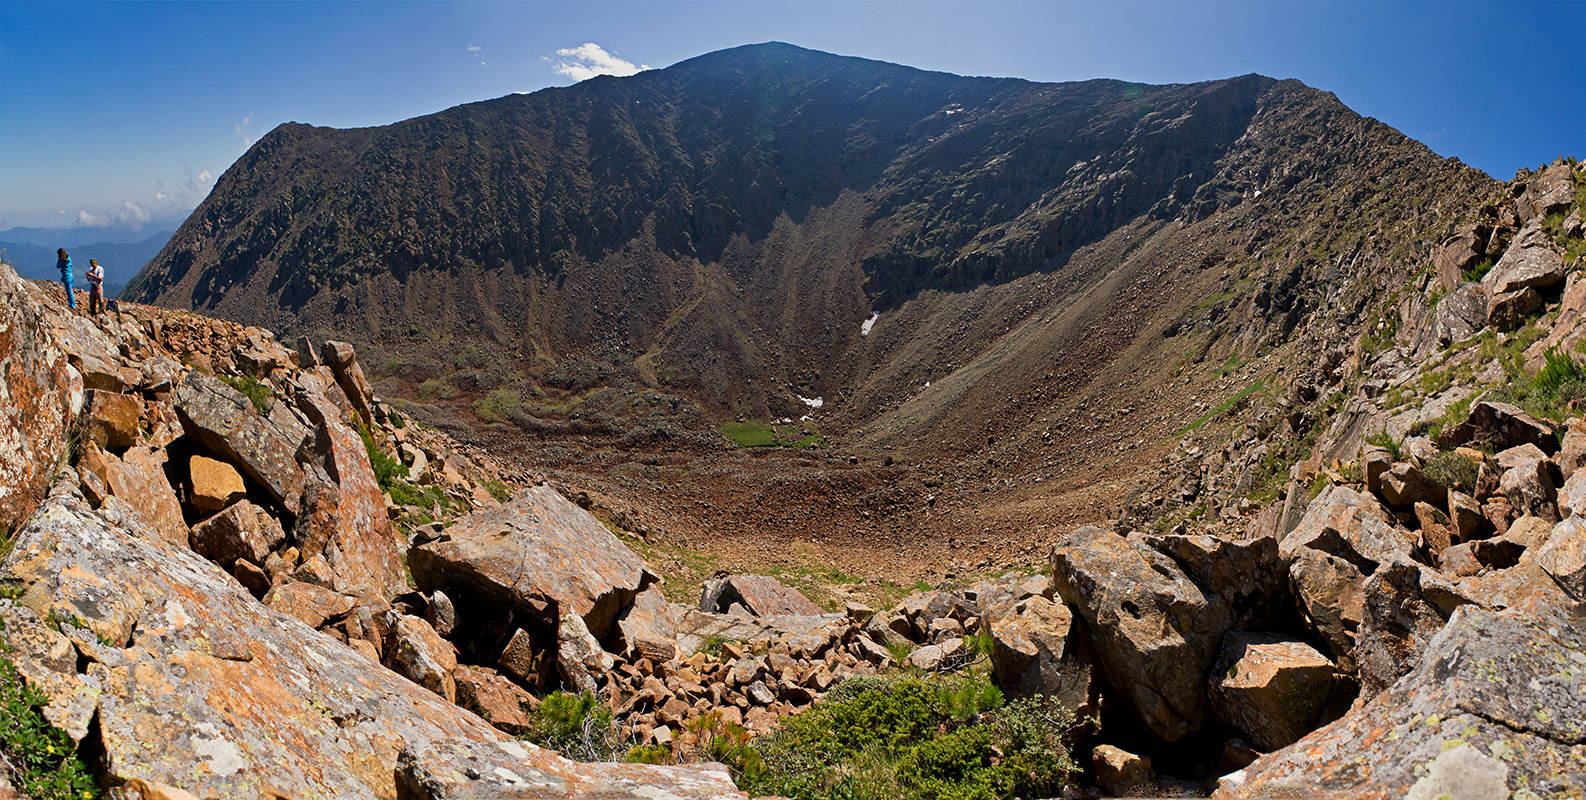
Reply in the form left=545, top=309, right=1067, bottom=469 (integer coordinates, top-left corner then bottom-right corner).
left=860, top=311, right=879, bottom=337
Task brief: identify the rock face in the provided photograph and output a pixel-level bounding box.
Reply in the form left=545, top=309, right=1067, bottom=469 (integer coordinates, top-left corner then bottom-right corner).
left=983, top=594, right=1095, bottom=712
left=1436, top=400, right=1559, bottom=454
left=1050, top=527, right=1230, bottom=741
left=0, top=263, right=81, bottom=534
left=396, top=739, right=742, bottom=800
left=699, top=573, right=822, bottom=616
left=1, top=492, right=741, bottom=800
left=1215, top=603, right=1586, bottom=800
left=1354, top=558, right=1475, bottom=699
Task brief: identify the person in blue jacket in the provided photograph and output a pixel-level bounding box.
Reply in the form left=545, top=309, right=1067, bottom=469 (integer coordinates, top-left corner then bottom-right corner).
left=56, top=248, right=75, bottom=309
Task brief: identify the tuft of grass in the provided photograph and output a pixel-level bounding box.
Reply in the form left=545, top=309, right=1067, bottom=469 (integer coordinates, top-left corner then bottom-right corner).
left=1487, top=346, right=1586, bottom=423
left=521, top=690, right=624, bottom=762
left=1461, top=255, right=1495, bottom=283
left=1179, top=379, right=1265, bottom=435
left=1365, top=432, right=1404, bottom=460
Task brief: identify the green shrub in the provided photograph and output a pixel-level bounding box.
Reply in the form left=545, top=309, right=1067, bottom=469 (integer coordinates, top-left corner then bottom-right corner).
left=0, top=649, right=101, bottom=799
left=355, top=419, right=409, bottom=490
left=482, top=478, right=513, bottom=503
left=523, top=691, right=622, bottom=761
left=686, top=712, right=764, bottom=783
left=221, top=374, right=271, bottom=414
left=1462, top=255, right=1495, bottom=283
left=743, top=674, right=1072, bottom=800
left=1421, top=451, right=1479, bottom=491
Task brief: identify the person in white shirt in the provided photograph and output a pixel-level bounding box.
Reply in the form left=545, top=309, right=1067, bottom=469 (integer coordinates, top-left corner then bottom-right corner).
left=87, top=258, right=106, bottom=316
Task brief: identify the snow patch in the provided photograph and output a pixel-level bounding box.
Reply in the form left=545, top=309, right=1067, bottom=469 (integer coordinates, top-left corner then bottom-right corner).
left=799, top=395, right=824, bottom=409
left=861, top=311, right=879, bottom=336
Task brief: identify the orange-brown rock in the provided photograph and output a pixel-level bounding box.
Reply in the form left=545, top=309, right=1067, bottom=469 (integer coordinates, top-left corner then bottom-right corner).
left=188, top=453, right=246, bottom=514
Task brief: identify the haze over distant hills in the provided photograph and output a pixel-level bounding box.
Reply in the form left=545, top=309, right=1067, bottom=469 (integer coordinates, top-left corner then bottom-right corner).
left=0, top=228, right=174, bottom=298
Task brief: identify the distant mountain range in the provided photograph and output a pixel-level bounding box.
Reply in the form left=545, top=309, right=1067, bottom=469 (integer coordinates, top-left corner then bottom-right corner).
left=0, top=229, right=174, bottom=298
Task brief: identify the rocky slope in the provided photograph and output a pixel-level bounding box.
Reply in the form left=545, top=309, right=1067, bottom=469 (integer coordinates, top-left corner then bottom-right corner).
left=123, top=45, right=1493, bottom=580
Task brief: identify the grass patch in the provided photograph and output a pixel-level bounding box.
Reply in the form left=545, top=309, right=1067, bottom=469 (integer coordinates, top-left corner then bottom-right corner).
left=220, top=374, right=270, bottom=414
left=0, top=639, right=102, bottom=799
left=1365, top=432, right=1404, bottom=460
left=742, top=674, right=1080, bottom=800
left=721, top=421, right=826, bottom=449
left=474, top=389, right=521, bottom=424
left=1422, top=451, right=1479, bottom=492
left=1487, top=346, right=1586, bottom=424
left=1179, top=379, right=1265, bottom=435
left=1461, top=255, right=1495, bottom=283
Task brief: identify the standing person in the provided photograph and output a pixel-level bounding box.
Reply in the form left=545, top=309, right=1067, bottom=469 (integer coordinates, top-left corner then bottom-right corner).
left=55, top=249, right=75, bottom=310
left=87, top=258, right=106, bottom=315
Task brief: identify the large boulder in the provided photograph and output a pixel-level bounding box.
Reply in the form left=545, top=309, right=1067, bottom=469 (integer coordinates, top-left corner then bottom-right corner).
left=188, top=454, right=246, bottom=514
left=1428, top=284, right=1487, bottom=347
left=1353, top=558, right=1477, bottom=699
left=1279, top=486, right=1412, bottom=667
left=1214, top=603, right=1586, bottom=800
left=173, top=370, right=310, bottom=515
left=0, top=263, right=83, bottom=535
left=1436, top=400, right=1559, bottom=454
left=1050, top=526, right=1231, bottom=741
left=384, top=613, right=459, bottom=703
left=615, top=584, right=679, bottom=664
left=409, top=484, right=655, bottom=642
left=1209, top=632, right=1338, bottom=751
left=188, top=499, right=285, bottom=568
left=1482, top=218, right=1566, bottom=299
left=983, top=594, right=1095, bottom=713
left=1141, top=533, right=1289, bottom=628
left=699, top=573, right=822, bottom=616
left=78, top=440, right=188, bottom=546
left=1377, top=463, right=1444, bottom=510
left=322, top=340, right=376, bottom=426
left=1532, top=516, right=1586, bottom=601
left=1, top=491, right=739, bottom=799
left=289, top=372, right=407, bottom=601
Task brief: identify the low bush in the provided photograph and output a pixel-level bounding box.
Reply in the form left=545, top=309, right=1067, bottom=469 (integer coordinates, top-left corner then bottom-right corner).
left=1421, top=451, right=1479, bottom=491
left=741, top=674, right=1077, bottom=800
left=523, top=690, right=624, bottom=762
left=0, top=647, right=101, bottom=799
left=220, top=374, right=271, bottom=414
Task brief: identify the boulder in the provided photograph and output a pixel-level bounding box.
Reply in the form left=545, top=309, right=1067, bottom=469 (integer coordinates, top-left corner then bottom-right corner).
left=555, top=610, right=615, bottom=695
left=906, top=636, right=966, bottom=672
left=1557, top=467, right=1586, bottom=518
left=1437, top=400, right=1559, bottom=454
left=290, top=373, right=407, bottom=601
left=322, top=340, right=376, bottom=426
left=1, top=491, right=740, bottom=799
left=615, top=584, right=679, bottom=664
left=409, top=484, right=655, bottom=641
left=1517, top=158, right=1577, bottom=222
left=85, top=390, right=141, bottom=451
left=496, top=628, right=547, bottom=687
left=1213, top=603, right=1586, bottom=800
left=452, top=665, right=537, bottom=735
left=1487, top=286, right=1544, bottom=331
left=1433, top=228, right=1484, bottom=294
left=263, top=580, right=357, bottom=630
left=1447, top=490, right=1490, bottom=542
left=0, top=263, right=82, bottom=535
left=1209, top=632, right=1337, bottom=751
left=188, top=454, right=246, bottom=514
left=699, top=573, right=822, bottom=617
left=1354, top=558, right=1477, bottom=699
left=1482, top=218, right=1566, bottom=298
left=983, top=595, right=1095, bottom=712
left=79, top=441, right=188, bottom=546
left=671, top=607, right=846, bottom=657
left=189, top=499, right=285, bottom=568
left=384, top=613, right=459, bottom=702
left=1378, top=463, right=1444, bottom=510
left=1051, top=526, right=1231, bottom=741
left=1559, top=419, right=1586, bottom=480
left=1532, top=517, right=1586, bottom=601
left=1280, top=486, right=1412, bottom=666
left=1428, top=284, right=1488, bottom=347
left=173, top=370, right=309, bottom=514
left=1092, top=745, right=1154, bottom=797
left=1498, top=448, right=1560, bottom=522
left=1140, top=533, right=1288, bottom=628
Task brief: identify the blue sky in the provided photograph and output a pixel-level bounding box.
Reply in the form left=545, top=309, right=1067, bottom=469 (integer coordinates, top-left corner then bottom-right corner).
left=2, top=0, right=1582, bottom=231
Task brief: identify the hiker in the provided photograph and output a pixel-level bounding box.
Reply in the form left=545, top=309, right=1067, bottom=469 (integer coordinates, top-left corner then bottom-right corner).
left=87, top=258, right=106, bottom=315
left=56, top=248, right=75, bottom=309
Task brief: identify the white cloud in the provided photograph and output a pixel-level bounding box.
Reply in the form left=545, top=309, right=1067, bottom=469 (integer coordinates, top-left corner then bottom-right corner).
left=155, top=191, right=169, bottom=201
left=76, top=200, right=152, bottom=229
left=545, top=43, right=649, bottom=81
left=235, top=113, right=257, bottom=150
left=197, top=169, right=213, bottom=184
left=467, top=43, right=487, bottom=68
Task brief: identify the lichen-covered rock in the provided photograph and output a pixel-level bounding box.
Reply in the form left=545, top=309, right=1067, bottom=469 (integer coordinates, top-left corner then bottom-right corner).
left=1354, top=558, right=1476, bottom=699
left=616, top=583, right=679, bottom=664
left=1051, top=526, right=1231, bottom=741
left=84, top=389, right=141, bottom=451
left=396, top=739, right=745, bottom=799
left=79, top=440, right=188, bottom=546
left=409, top=484, right=655, bottom=640
left=385, top=612, right=459, bottom=702
left=1, top=491, right=742, bottom=799
left=699, top=573, right=822, bottom=617
left=1, top=264, right=84, bottom=537
left=1533, top=516, right=1586, bottom=601
left=1214, top=603, right=1586, bottom=800
left=1436, top=400, right=1559, bottom=455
